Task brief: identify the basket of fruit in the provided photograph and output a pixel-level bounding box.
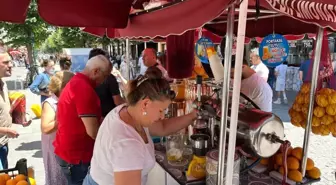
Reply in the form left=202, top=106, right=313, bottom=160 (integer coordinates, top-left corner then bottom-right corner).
left=289, top=83, right=336, bottom=137
left=0, top=159, right=36, bottom=185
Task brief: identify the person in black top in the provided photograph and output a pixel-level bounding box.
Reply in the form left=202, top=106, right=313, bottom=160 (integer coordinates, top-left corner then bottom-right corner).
left=89, top=49, right=124, bottom=117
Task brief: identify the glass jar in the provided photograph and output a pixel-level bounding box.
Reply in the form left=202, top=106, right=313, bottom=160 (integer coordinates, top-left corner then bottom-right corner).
left=166, top=134, right=184, bottom=162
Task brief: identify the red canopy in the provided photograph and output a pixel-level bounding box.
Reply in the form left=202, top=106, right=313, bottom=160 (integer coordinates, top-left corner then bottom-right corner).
left=2, top=0, right=336, bottom=38
left=0, top=0, right=139, bottom=28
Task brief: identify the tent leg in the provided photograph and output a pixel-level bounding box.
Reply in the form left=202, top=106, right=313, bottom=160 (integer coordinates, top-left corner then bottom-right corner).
left=217, top=4, right=234, bottom=185
left=225, top=0, right=248, bottom=184
left=126, top=39, right=130, bottom=80
left=301, top=27, right=324, bottom=176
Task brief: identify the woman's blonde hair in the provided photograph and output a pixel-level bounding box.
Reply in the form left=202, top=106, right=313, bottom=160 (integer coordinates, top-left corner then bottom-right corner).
left=49, top=71, right=74, bottom=97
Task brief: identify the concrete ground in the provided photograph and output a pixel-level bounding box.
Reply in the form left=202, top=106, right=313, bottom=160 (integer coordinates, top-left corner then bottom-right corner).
left=4, top=67, right=336, bottom=185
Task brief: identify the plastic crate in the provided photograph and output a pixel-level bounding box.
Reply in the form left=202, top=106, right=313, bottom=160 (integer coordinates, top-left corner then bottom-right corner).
left=0, top=158, right=31, bottom=184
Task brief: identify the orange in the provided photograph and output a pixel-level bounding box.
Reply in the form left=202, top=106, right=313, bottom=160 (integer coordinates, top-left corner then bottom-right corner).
left=14, top=175, right=26, bottom=182
left=288, top=170, right=303, bottom=182
left=307, top=167, right=321, bottom=179
left=286, top=147, right=293, bottom=156
left=278, top=166, right=285, bottom=175
left=321, top=114, right=334, bottom=125
left=260, top=158, right=269, bottom=165
left=287, top=157, right=300, bottom=170
left=0, top=175, right=10, bottom=182
left=312, top=126, right=321, bottom=135
left=5, top=179, right=16, bottom=185
left=313, top=106, right=325, bottom=118
left=0, top=176, right=6, bottom=185
left=316, top=94, right=329, bottom=107
left=306, top=158, right=315, bottom=171
left=326, top=104, right=336, bottom=116
left=15, top=181, right=28, bottom=185
left=291, top=147, right=303, bottom=161
left=275, top=153, right=283, bottom=166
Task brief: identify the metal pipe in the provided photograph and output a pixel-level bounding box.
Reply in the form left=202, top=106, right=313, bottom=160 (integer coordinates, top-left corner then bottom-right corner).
left=217, top=4, right=234, bottom=185
left=126, top=39, right=130, bottom=80
left=301, top=27, right=324, bottom=176
left=206, top=13, right=283, bottom=25
left=225, top=0, right=248, bottom=184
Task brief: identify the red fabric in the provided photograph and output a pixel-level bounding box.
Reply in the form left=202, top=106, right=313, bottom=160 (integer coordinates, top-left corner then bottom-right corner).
left=54, top=73, right=101, bottom=164
left=306, top=29, right=334, bottom=90
left=0, top=0, right=30, bottom=23
left=166, top=30, right=195, bottom=79
left=38, top=0, right=133, bottom=27
left=118, top=0, right=229, bottom=38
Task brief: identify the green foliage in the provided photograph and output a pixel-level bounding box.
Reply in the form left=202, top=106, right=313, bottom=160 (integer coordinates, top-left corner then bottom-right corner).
left=41, top=28, right=115, bottom=54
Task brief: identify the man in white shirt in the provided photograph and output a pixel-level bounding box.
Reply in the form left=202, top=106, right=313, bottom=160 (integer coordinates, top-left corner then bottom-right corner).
left=231, top=59, right=273, bottom=112
left=138, top=50, right=147, bottom=75
left=143, top=48, right=172, bottom=81
left=250, top=48, right=269, bottom=82
left=274, top=62, right=288, bottom=104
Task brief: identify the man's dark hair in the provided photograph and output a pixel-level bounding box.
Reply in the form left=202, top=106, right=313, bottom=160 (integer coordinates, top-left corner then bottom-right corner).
left=89, top=48, right=108, bottom=59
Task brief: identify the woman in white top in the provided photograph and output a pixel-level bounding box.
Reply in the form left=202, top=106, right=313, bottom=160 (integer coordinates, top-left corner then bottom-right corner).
left=83, top=68, right=197, bottom=185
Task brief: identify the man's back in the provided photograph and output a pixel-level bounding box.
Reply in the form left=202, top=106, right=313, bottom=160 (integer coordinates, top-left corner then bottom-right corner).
left=299, top=60, right=311, bottom=82
left=54, top=73, right=101, bottom=164
left=241, top=73, right=273, bottom=112
left=275, top=64, right=288, bottom=81
left=251, top=62, right=269, bottom=81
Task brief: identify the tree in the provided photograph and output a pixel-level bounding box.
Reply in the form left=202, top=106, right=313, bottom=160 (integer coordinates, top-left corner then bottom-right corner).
left=0, top=0, right=50, bottom=64
left=41, top=27, right=116, bottom=54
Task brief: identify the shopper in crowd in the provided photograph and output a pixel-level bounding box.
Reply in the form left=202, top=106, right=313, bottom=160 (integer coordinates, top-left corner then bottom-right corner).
left=231, top=58, right=273, bottom=112
left=89, top=48, right=124, bottom=118
left=143, top=48, right=171, bottom=81
left=53, top=55, right=111, bottom=185
left=83, top=70, right=197, bottom=185
left=250, top=48, right=269, bottom=82
left=299, top=50, right=313, bottom=82
left=274, top=61, right=288, bottom=104
left=0, top=50, right=18, bottom=169
left=29, top=59, right=55, bottom=103
left=59, top=56, right=72, bottom=71
left=41, top=71, right=74, bottom=185
left=138, top=50, right=147, bottom=75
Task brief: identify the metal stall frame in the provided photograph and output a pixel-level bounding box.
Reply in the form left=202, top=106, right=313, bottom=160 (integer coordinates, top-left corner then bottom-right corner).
left=301, top=27, right=324, bottom=176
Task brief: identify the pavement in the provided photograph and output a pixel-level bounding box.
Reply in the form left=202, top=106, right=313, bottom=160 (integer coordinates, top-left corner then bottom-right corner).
left=4, top=67, right=336, bottom=185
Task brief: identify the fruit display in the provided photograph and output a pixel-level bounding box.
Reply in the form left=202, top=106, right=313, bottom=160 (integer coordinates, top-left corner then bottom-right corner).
left=289, top=83, right=336, bottom=137
left=273, top=146, right=321, bottom=182
left=0, top=174, right=35, bottom=185
left=252, top=146, right=321, bottom=183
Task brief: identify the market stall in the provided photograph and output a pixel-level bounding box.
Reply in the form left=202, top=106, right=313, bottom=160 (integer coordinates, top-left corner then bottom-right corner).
left=2, top=0, right=336, bottom=185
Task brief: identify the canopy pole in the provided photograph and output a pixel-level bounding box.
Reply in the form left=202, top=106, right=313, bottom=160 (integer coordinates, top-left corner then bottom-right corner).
left=126, top=39, right=130, bottom=80
left=225, top=0, right=248, bottom=184
left=301, top=27, right=324, bottom=176
left=217, top=4, right=234, bottom=185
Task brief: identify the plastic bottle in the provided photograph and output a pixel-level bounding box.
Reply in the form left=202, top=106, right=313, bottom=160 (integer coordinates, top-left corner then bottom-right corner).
left=206, top=48, right=224, bottom=82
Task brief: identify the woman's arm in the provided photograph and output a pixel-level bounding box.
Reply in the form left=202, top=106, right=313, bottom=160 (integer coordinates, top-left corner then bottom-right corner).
left=40, top=102, right=57, bottom=134
left=114, top=170, right=142, bottom=185
left=149, top=110, right=197, bottom=137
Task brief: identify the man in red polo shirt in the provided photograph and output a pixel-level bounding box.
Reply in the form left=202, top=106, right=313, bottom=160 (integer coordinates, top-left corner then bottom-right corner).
left=54, top=54, right=111, bottom=185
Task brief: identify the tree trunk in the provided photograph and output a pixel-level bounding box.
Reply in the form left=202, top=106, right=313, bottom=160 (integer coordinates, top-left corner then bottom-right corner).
left=26, top=43, right=35, bottom=65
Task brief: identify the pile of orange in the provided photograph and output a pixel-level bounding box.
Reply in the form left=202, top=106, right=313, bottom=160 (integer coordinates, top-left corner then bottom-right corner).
left=0, top=174, right=36, bottom=185
left=289, top=83, right=336, bottom=137
left=273, top=147, right=321, bottom=182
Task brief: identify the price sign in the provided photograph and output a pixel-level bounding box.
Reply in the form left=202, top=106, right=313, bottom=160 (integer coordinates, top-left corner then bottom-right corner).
left=259, top=34, right=289, bottom=67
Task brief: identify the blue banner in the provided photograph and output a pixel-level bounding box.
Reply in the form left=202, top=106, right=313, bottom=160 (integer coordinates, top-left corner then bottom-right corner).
left=259, top=34, right=289, bottom=67
left=195, top=37, right=214, bottom=64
